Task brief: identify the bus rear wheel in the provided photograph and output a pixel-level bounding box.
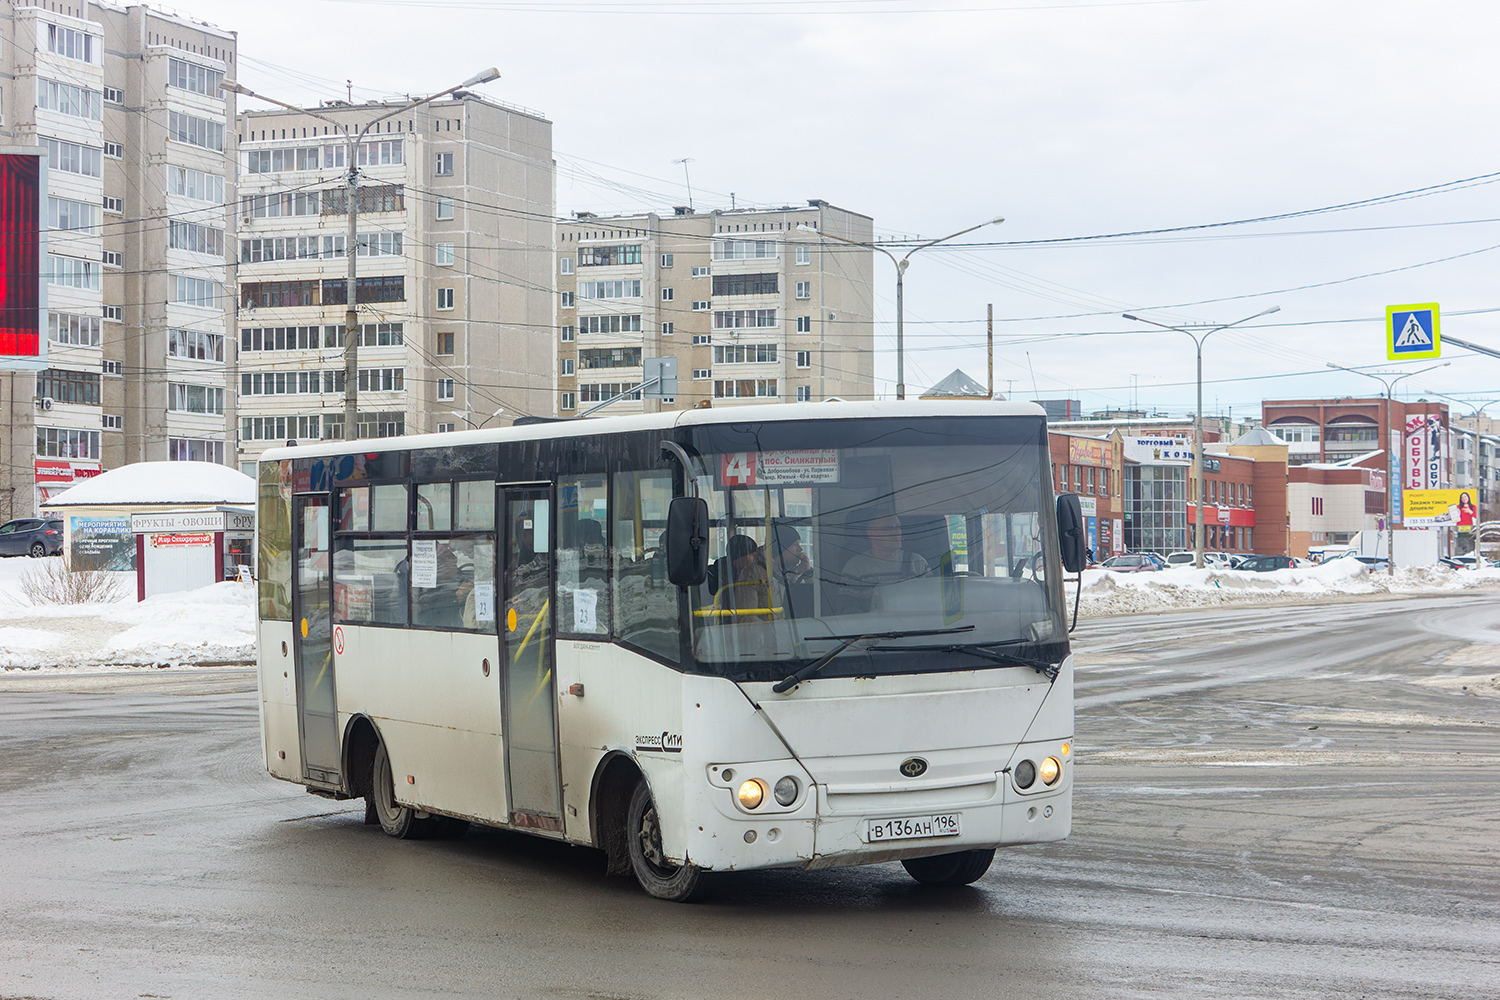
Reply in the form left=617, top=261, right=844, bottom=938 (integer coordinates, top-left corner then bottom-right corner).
left=626, top=781, right=705, bottom=902
left=370, top=740, right=440, bottom=840
left=901, top=848, right=995, bottom=887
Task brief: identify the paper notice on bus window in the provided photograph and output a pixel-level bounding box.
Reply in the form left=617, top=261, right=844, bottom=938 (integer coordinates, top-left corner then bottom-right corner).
left=473, top=582, right=494, bottom=622
left=412, top=539, right=437, bottom=588
left=720, top=449, right=840, bottom=487
left=574, top=588, right=598, bottom=631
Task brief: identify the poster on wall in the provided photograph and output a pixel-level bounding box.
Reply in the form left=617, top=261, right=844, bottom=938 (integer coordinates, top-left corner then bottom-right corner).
left=69, top=516, right=135, bottom=570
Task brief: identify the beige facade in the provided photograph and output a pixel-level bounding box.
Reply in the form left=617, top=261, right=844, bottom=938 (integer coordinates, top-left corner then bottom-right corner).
left=234, top=95, right=554, bottom=470
left=0, top=1, right=238, bottom=517
left=555, top=201, right=874, bottom=416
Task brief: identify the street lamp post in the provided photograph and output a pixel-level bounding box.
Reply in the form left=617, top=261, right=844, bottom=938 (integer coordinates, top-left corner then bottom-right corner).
left=1123, top=307, right=1281, bottom=569
left=223, top=69, right=500, bottom=441
left=449, top=407, right=504, bottom=430
left=802, top=217, right=1004, bottom=400
left=1326, top=361, right=1449, bottom=574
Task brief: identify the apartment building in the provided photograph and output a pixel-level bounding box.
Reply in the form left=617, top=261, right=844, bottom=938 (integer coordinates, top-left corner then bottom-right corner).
left=233, top=95, right=554, bottom=470
left=555, top=201, right=873, bottom=416
left=0, top=1, right=237, bottom=516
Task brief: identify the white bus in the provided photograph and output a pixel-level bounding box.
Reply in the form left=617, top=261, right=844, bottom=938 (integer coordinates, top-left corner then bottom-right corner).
left=255, top=401, right=1085, bottom=901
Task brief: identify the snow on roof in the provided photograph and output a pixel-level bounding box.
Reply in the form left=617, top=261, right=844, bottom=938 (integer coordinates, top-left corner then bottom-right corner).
left=1232, top=427, right=1286, bottom=447
left=46, top=462, right=255, bottom=508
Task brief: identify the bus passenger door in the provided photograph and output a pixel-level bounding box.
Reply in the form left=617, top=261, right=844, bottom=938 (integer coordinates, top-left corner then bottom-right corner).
left=291, top=494, right=340, bottom=786
left=499, top=486, right=563, bottom=831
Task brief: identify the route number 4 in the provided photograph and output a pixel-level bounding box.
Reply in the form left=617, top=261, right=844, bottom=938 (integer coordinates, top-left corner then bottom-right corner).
left=722, top=451, right=756, bottom=486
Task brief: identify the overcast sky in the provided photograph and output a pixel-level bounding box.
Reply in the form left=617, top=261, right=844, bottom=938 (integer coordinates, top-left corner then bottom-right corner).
left=184, top=0, right=1500, bottom=418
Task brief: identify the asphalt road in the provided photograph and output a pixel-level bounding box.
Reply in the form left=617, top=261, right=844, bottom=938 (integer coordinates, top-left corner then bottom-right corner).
left=2, top=593, right=1497, bottom=1000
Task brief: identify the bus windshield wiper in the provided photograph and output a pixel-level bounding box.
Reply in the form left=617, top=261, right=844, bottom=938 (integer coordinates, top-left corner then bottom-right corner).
left=771, top=625, right=975, bottom=694
left=934, top=643, right=1061, bottom=681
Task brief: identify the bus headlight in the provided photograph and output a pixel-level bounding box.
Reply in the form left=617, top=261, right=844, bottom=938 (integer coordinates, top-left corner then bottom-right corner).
left=773, top=776, right=799, bottom=806
left=737, top=779, right=766, bottom=809
left=1014, top=759, right=1037, bottom=789
left=1040, top=757, right=1062, bottom=786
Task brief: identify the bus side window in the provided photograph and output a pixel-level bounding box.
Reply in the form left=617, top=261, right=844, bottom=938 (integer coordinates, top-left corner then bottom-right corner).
left=612, top=468, right=678, bottom=664
left=556, top=476, right=610, bottom=637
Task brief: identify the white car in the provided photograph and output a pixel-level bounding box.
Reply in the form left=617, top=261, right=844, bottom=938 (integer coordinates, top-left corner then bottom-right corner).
left=1165, top=551, right=1233, bottom=568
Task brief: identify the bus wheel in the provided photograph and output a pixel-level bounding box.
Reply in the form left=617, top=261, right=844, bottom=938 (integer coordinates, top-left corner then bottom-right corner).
left=901, top=849, right=995, bottom=887
left=370, top=740, right=435, bottom=840
left=626, top=781, right=704, bottom=902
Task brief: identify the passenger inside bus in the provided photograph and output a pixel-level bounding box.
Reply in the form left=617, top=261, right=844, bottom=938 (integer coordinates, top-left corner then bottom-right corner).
left=714, top=534, right=771, bottom=619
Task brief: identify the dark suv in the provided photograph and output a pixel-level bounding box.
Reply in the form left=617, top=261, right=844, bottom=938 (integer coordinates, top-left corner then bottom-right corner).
left=0, top=518, right=64, bottom=558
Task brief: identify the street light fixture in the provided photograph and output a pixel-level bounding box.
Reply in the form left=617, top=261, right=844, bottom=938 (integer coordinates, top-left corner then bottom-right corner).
left=223, top=69, right=501, bottom=441
left=800, top=216, right=1004, bottom=399
left=1122, top=306, right=1281, bottom=569
left=448, top=406, right=505, bottom=430
left=1326, top=361, right=1449, bottom=574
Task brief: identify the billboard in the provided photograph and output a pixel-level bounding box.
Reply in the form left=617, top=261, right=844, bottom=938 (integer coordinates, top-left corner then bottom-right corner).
left=1403, top=489, right=1478, bottom=530
left=1123, top=436, right=1192, bottom=465
left=0, top=147, right=45, bottom=368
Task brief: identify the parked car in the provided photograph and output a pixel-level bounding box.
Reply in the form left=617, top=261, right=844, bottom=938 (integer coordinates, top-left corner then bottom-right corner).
left=0, top=518, right=63, bottom=558
left=1099, top=553, right=1163, bottom=573
left=1235, top=554, right=1312, bottom=572
left=1165, top=551, right=1235, bottom=569
left=1440, top=555, right=1491, bottom=570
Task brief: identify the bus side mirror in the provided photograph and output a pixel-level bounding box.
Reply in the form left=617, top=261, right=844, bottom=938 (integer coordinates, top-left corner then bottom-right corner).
left=1056, top=493, right=1086, bottom=573
left=665, top=496, right=709, bottom=587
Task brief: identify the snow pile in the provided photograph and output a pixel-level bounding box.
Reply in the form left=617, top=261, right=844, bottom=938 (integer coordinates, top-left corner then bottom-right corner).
left=46, top=460, right=254, bottom=507
left=1079, top=560, right=1500, bottom=616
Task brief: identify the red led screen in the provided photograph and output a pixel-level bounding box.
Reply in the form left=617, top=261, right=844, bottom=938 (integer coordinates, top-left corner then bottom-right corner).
left=0, top=152, right=41, bottom=358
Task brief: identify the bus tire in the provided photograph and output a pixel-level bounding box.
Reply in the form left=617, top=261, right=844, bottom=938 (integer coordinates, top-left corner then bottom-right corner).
left=901, top=848, right=995, bottom=886
left=370, top=739, right=436, bottom=840
left=626, top=780, right=705, bottom=902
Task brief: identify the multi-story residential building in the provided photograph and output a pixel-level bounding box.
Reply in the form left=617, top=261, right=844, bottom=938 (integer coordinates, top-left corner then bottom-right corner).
left=233, top=95, right=554, bottom=470
left=0, top=1, right=238, bottom=516
left=555, top=201, right=873, bottom=416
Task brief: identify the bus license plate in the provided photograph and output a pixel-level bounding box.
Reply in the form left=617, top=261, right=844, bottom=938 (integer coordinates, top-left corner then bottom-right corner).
left=865, top=813, right=962, bottom=843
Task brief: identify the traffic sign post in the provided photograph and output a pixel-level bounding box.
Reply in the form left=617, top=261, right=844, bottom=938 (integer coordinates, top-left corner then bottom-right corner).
left=1387, top=303, right=1441, bottom=360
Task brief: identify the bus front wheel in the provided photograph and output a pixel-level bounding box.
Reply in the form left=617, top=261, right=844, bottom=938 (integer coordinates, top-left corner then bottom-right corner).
left=371, top=740, right=439, bottom=840
left=626, top=781, right=705, bottom=902
left=901, top=848, right=995, bottom=887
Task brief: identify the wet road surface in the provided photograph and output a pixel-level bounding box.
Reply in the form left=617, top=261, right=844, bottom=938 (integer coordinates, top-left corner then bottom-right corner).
left=1, top=593, right=1497, bottom=999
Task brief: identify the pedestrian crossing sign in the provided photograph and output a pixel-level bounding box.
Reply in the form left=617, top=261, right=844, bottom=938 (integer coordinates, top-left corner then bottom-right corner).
left=1386, top=303, right=1440, bottom=360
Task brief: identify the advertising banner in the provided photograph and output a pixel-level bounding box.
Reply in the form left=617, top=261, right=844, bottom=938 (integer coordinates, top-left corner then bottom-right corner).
left=1068, top=437, right=1110, bottom=467
left=0, top=148, right=44, bottom=367
left=1123, top=436, right=1192, bottom=465
left=69, top=516, right=135, bottom=570
left=1405, top=416, right=1427, bottom=491
left=1403, top=489, right=1478, bottom=529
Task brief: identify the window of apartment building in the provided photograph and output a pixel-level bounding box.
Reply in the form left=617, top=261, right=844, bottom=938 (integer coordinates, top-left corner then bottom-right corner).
left=691, top=266, right=711, bottom=277
left=578, top=244, right=642, bottom=267
left=48, top=312, right=101, bottom=348
left=37, top=427, right=100, bottom=459
left=103, top=305, right=122, bottom=322
left=437, top=379, right=455, bottom=401
left=242, top=191, right=320, bottom=219
left=436, top=243, right=455, bottom=266
left=1311, top=496, right=1324, bottom=516
left=168, top=328, right=224, bottom=362
left=49, top=197, right=99, bottom=235
left=579, top=383, right=641, bottom=403
left=796, top=386, right=811, bottom=402
left=436, top=198, right=455, bottom=221
left=436, top=332, right=454, bottom=356
left=246, top=147, right=322, bottom=174
left=37, top=368, right=101, bottom=406
left=714, top=378, right=777, bottom=399
left=168, top=58, right=225, bottom=97
left=321, top=276, right=405, bottom=305
left=353, top=232, right=403, bottom=257
left=48, top=255, right=101, bottom=291
left=434, top=152, right=454, bottom=176
left=561, top=358, right=575, bottom=376
left=170, top=439, right=226, bottom=463
left=103, top=86, right=124, bottom=106
left=168, top=383, right=225, bottom=415
left=240, top=280, right=318, bottom=309
left=576, top=280, right=642, bottom=300
left=691, top=300, right=710, bottom=311
left=796, top=316, right=812, bottom=333
left=712, top=273, right=777, bottom=296
left=168, top=167, right=225, bottom=204
left=320, top=184, right=404, bottom=215
left=437, top=288, right=455, bottom=310
left=661, top=322, right=674, bottom=336
left=102, top=359, right=122, bottom=376
left=46, top=24, right=100, bottom=63
left=692, top=334, right=712, bottom=345
left=169, top=220, right=225, bottom=257
left=103, top=141, right=123, bottom=159
left=102, top=196, right=123, bottom=214
left=692, top=369, right=711, bottom=380
left=560, top=325, right=575, bottom=342
left=560, top=256, right=574, bottom=275
left=579, top=347, right=642, bottom=370
left=796, top=350, right=812, bottom=369
left=37, top=78, right=103, bottom=121
left=661, top=288, right=674, bottom=301
left=578, top=315, right=642, bottom=335
left=714, top=344, right=777, bottom=365
left=356, top=140, right=404, bottom=166
left=357, top=368, right=405, bottom=393
left=102, top=414, right=123, bottom=430
left=168, top=112, right=224, bottom=151
left=101, top=250, right=122, bottom=269
left=660, top=253, right=673, bottom=268
left=713, top=309, right=777, bottom=330
left=560, top=291, right=574, bottom=308
left=713, top=239, right=777, bottom=260
left=240, top=370, right=347, bottom=397
left=795, top=281, right=811, bottom=300
left=45, top=139, right=101, bottom=178
left=436, top=423, right=456, bottom=434
left=795, top=246, right=811, bottom=265
left=560, top=392, right=576, bottom=411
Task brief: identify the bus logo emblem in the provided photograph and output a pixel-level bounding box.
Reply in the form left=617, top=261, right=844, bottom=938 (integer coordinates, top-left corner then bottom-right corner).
left=899, top=757, right=928, bottom=778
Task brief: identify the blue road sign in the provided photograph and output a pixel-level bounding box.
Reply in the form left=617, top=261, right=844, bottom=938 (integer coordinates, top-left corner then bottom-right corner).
left=1387, top=303, right=1440, bottom=360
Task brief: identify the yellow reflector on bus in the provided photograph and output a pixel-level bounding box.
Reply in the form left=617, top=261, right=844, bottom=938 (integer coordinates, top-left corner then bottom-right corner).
left=507, top=608, right=518, bottom=632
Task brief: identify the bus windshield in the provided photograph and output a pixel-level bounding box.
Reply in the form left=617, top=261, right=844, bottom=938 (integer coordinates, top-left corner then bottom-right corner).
left=684, top=415, right=1067, bottom=682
